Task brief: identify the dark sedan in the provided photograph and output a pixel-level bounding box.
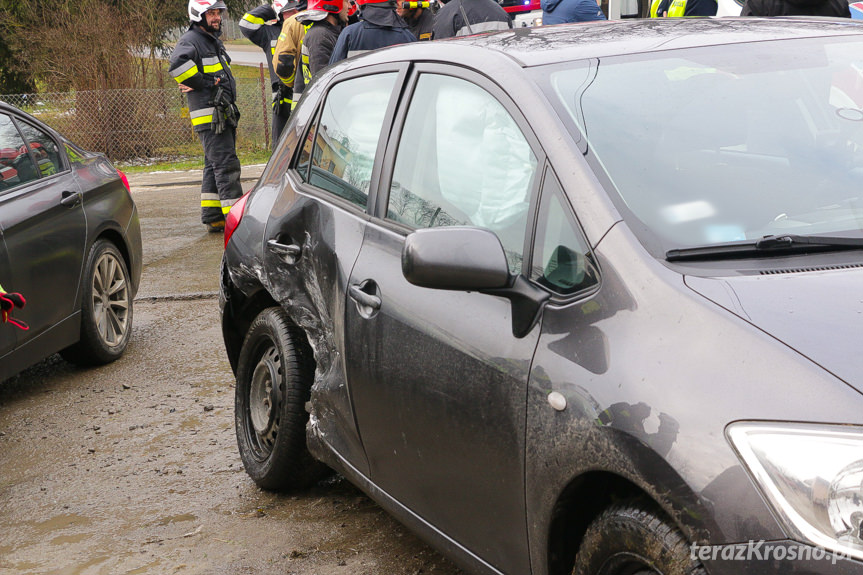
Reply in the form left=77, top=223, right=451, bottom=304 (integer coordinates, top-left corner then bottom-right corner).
left=220, top=18, right=863, bottom=575
left=0, top=102, right=142, bottom=381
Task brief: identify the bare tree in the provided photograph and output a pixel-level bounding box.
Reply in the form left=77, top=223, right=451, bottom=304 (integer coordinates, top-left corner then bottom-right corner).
left=0, top=0, right=244, bottom=158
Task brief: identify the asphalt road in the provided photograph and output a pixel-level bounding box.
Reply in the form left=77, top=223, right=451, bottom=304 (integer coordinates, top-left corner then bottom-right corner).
left=0, top=168, right=464, bottom=575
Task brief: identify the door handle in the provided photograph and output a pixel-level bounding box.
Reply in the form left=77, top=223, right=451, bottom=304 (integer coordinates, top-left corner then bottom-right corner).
left=60, top=191, right=80, bottom=207
left=267, top=239, right=301, bottom=264
left=349, top=284, right=381, bottom=312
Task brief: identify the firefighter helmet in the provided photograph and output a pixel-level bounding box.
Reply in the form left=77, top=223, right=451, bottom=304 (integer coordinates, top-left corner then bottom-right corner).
left=188, top=0, right=227, bottom=22
left=305, top=0, right=344, bottom=13
left=272, top=0, right=300, bottom=13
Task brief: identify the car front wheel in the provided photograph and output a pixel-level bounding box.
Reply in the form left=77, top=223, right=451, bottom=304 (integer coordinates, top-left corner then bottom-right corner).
left=573, top=501, right=706, bottom=575
left=235, top=307, right=326, bottom=490
left=61, top=238, right=132, bottom=366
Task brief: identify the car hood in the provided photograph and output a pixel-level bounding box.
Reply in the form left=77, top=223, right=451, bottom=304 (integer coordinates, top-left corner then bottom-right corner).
left=685, top=267, right=863, bottom=392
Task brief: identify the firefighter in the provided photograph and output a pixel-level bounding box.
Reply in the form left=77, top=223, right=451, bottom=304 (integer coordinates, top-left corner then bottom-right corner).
left=329, top=0, right=417, bottom=64
left=292, top=0, right=350, bottom=106
left=432, top=0, right=511, bottom=39
left=169, top=0, right=243, bottom=233
left=273, top=3, right=309, bottom=111
left=397, top=0, right=435, bottom=41
left=650, top=0, right=716, bottom=16
left=240, top=0, right=302, bottom=148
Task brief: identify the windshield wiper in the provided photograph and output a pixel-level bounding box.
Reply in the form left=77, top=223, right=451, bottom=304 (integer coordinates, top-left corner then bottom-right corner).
left=666, top=234, right=863, bottom=262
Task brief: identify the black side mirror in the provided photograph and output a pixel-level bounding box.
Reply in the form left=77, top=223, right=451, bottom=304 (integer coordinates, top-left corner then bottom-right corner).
left=402, top=227, right=550, bottom=338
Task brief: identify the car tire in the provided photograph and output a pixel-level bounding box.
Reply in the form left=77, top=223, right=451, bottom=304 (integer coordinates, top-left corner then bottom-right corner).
left=60, top=239, right=132, bottom=366
left=235, top=307, right=327, bottom=490
left=573, top=500, right=706, bottom=575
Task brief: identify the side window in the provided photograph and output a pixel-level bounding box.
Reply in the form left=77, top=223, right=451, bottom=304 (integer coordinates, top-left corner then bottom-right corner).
left=388, top=73, right=538, bottom=275
left=531, top=170, right=599, bottom=296
left=0, top=113, right=39, bottom=190
left=296, top=73, right=397, bottom=210
left=17, top=121, right=63, bottom=178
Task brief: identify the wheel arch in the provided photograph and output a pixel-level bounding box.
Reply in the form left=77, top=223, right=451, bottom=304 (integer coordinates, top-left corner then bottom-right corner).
left=547, top=471, right=648, bottom=575
left=546, top=465, right=715, bottom=575
left=95, top=228, right=131, bottom=281
left=221, top=280, right=315, bottom=377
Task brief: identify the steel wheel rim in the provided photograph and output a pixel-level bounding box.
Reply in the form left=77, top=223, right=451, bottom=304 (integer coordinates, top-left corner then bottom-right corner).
left=91, top=252, right=129, bottom=348
left=598, top=554, right=662, bottom=575
left=246, top=343, right=282, bottom=460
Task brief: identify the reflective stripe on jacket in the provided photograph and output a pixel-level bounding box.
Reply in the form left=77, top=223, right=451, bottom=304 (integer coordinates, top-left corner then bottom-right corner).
left=650, top=0, right=717, bottom=15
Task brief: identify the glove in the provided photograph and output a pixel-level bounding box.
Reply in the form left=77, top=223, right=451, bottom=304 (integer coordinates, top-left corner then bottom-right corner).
left=273, top=84, right=293, bottom=117
left=0, top=290, right=29, bottom=330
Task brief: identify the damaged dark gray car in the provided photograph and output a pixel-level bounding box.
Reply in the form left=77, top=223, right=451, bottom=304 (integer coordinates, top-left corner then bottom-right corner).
left=219, top=18, right=863, bottom=575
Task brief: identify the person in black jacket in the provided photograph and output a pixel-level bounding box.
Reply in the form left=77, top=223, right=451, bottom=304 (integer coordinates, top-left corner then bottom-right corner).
left=240, top=0, right=303, bottom=148
left=170, top=0, right=243, bottom=232
left=397, top=0, right=435, bottom=41
left=293, top=0, right=350, bottom=104
left=741, top=0, right=850, bottom=16
left=329, top=0, right=417, bottom=64
left=432, top=0, right=511, bottom=40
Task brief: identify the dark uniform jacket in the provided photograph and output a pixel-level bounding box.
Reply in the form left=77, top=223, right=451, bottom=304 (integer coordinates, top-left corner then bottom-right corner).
left=329, top=5, right=417, bottom=64
left=405, top=6, right=435, bottom=41
left=240, top=5, right=293, bottom=114
left=432, top=0, right=512, bottom=40
left=741, top=0, right=850, bottom=16
left=293, top=19, right=343, bottom=104
left=169, top=25, right=238, bottom=132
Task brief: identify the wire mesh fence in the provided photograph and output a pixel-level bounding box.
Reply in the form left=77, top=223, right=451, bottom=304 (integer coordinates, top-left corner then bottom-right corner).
left=0, top=69, right=274, bottom=164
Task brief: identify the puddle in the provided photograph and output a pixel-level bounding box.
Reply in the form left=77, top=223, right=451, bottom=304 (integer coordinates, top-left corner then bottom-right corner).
left=51, top=554, right=109, bottom=575
left=156, top=513, right=197, bottom=526
left=126, top=560, right=163, bottom=574
left=50, top=533, right=89, bottom=545
left=26, top=513, right=92, bottom=534
left=6, top=561, right=41, bottom=572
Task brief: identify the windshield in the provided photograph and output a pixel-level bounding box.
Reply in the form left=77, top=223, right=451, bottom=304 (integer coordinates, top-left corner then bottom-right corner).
left=536, top=36, right=863, bottom=255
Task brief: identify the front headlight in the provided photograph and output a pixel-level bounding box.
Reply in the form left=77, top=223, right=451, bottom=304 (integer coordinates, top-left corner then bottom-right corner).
left=727, top=422, right=863, bottom=561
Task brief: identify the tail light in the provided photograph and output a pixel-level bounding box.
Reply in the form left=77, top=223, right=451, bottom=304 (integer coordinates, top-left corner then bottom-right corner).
left=225, top=191, right=251, bottom=248
left=118, top=170, right=131, bottom=193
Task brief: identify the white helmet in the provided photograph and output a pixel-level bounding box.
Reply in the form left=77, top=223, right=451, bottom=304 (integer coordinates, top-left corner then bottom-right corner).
left=188, top=0, right=227, bottom=22
left=272, top=0, right=300, bottom=13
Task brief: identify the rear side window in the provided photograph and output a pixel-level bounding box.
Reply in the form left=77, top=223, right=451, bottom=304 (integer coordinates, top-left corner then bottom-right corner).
left=297, top=73, right=397, bottom=209
left=0, top=113, right=39, bottom=190
left=16, top=121, right=63, bottom=178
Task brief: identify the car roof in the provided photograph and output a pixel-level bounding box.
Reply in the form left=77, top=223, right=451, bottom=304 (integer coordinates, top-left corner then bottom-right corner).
left=350, top=18, right=863, bottom=68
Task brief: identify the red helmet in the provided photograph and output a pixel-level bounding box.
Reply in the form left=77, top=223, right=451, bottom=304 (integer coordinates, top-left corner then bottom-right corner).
left=306, top=0, right=345, bottom=13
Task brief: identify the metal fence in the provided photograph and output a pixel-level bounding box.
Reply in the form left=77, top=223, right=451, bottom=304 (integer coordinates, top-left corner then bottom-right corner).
left=0, top=67, right=274, bottom=164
